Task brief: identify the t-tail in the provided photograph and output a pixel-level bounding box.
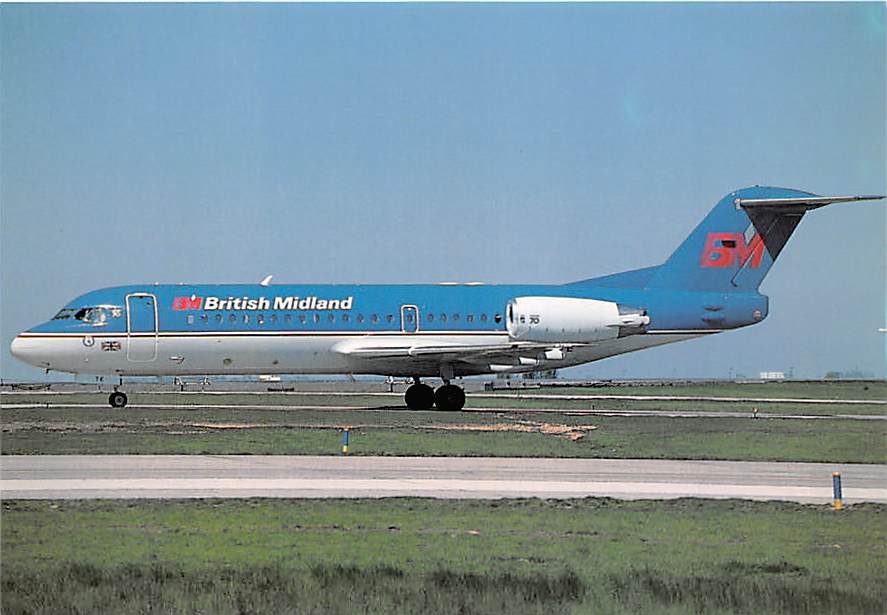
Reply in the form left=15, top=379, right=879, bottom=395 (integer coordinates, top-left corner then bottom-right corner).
left=648, top=186, right=884, bottom=292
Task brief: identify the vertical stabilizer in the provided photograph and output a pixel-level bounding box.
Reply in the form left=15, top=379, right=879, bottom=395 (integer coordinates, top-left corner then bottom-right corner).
left=648, top=187, right=883, bottom=292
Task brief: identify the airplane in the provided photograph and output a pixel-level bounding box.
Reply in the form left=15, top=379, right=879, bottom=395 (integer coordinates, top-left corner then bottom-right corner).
left=10, top=186, right=883, bottom=410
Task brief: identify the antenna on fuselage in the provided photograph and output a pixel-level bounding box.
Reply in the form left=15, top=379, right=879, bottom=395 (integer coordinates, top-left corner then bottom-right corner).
left=259, top=275, right=273, bottom=287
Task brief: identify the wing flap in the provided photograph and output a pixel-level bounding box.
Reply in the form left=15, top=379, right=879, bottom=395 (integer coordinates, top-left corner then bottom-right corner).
left=333, top=340, right=583, bottom=364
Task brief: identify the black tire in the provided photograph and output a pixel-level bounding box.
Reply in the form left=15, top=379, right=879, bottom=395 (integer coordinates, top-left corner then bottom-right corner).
left=109, top=392, right=128, bottom=408
left=405, top=383, right=434, bottom=410
left=434, top=385, right=466, bottom=411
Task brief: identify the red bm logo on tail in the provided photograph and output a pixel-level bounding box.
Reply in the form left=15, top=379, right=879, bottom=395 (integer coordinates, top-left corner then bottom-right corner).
left=700, top=233, right=764, bottom=268
left=172, top=296, right=203, bottom=310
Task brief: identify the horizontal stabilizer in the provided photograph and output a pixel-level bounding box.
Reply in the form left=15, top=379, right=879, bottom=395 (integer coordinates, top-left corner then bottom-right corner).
left=737, top=194, right=884, bottom=210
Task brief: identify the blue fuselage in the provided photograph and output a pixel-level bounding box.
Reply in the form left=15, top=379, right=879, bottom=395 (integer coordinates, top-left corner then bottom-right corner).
left=27, top=281, right=767, bottom=337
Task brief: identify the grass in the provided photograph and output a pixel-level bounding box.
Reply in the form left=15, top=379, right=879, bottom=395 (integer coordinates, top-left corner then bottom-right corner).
left=478, top=396, right=884, bottom=415
left=1, top=404, right=885, bottom=462
left=608, top=566, right=883, bottom=614
left=528, top=380, right=886, bottom=401
left=2, top=563, right=586, bottom=614
left=3, top=382, right=884, bottom=461
left=4, top=387, right=886, bottom=416
left=2, top=498, right=885, bottom=614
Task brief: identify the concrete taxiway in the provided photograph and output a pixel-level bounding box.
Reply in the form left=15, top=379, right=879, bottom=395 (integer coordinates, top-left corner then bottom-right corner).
left=2, top=456, right=884, bottom=502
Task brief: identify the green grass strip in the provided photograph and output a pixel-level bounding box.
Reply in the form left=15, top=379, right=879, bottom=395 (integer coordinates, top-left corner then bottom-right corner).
left=2, top=498, right=884, bottom=614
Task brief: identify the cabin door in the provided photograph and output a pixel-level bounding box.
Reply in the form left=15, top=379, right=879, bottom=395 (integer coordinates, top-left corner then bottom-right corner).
left=126, top=293, right=158, bottom=362
left=400, top=305, right=419, bottom=334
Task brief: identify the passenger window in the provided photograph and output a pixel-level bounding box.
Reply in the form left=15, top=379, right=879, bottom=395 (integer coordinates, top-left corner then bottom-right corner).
left=257, top=314, right=265, bottom=325
left=328, top=313, right=336, bottom=323
left=284, top=314, right=292, bottom=323
left=215, top=314, right=223, bottom=324
left=299, top=314, right=307, bottom=325
left=371, top=314, right=379, bottom=324
left=427, top=313, right=434, bottom=322
left=342, top=313, right=350, bottom=323
left=440, top=314, right=447, bottom=322
left=271, top=314, right=278, bottom=324
left=357, top=314, right=365, bottom=324
left=243, top=314, right=250, bottom=324
left=201, top=314, right=209, bottom=323
left=466, top=314, right=474, bottom=323
left=186, top=315, right=195, bottom=325
left=313, top=313, right=321, bottom=324
left=494, top=313, right=503, bottom=323
left=480, top=314, right=488, bottom=322
left=386, top=314, right=394, bottom=323
left=229, top=314, right=237, bottom=323
left=452, top=313, right=460, bottom=322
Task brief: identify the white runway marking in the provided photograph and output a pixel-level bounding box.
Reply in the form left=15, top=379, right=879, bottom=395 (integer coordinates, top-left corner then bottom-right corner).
left=2, top=456, right=884, bottom=503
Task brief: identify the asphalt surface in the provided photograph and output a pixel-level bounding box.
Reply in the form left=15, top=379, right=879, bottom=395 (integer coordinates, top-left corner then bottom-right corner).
left=2, top=455, right=884, bottom=502
left=3, top=389, right=884, bottom=404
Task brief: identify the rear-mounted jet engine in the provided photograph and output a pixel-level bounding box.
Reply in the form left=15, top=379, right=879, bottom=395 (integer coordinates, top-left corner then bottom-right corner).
left=506, top=296, right=650, bottom=343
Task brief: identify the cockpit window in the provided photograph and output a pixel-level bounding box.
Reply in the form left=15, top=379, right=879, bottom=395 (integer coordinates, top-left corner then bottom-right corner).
left=73, top=306, right=117, bottom=326
left=75, top=307, right=105, bottom=324
left=53, top=308, right=75, bottom=320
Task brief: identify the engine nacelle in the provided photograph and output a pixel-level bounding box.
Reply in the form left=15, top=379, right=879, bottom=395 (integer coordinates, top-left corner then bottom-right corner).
left=506, top=296, right=650, bottom=343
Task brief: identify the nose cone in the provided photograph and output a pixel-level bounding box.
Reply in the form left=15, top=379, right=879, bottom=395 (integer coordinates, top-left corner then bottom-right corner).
left=10, top=335, right=50, bottom=369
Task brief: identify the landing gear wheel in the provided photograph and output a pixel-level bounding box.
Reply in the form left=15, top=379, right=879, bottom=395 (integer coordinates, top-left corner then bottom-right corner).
left=109, top=392, right=128, bottom=408
left=405, top=383, right=435, bottom=410
left=434, top=385, right=466, bottom=411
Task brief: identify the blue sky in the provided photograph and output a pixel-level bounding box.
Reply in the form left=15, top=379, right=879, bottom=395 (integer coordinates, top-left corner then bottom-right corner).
left=1, top=3, right=884, bottom=381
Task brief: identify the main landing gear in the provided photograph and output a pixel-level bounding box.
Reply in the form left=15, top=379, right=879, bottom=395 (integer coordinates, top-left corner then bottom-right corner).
left=108, top=390, right=128, bottom=408
left=404, top=381, right=434, bottom=410
left=404, top=378, right=466, bottom=411
left=434, top=384, right=466, bottom=412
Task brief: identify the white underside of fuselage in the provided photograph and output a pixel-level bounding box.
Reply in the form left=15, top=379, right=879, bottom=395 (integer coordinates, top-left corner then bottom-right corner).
left=11, top=331, right=706, bottom=378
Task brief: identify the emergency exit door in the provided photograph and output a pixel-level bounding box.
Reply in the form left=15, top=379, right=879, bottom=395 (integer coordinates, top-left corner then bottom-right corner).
left=400, top=305, right=419, bottom=333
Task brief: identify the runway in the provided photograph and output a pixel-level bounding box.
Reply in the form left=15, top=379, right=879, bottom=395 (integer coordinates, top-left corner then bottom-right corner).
left=3, top=389, right=884, bottom=404
left=2, top=455, right=885, bottom=503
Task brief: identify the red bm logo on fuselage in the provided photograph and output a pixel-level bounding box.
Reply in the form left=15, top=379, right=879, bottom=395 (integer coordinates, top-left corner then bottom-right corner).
left=700, top=232, right=764, bottom=268
left=172, top=296, right=203, bottom=310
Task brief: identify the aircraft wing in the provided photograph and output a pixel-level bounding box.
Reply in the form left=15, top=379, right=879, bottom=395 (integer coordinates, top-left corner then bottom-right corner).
left=333, top=339, right=583, bottom=366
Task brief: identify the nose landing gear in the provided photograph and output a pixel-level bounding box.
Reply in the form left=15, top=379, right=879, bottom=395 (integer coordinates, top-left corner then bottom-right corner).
left=108, top=391, right=128, bottom=408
